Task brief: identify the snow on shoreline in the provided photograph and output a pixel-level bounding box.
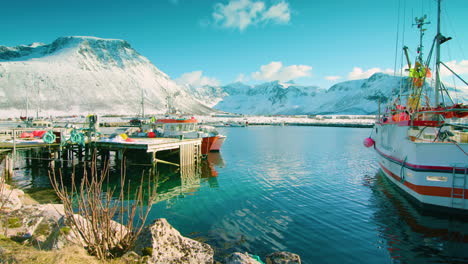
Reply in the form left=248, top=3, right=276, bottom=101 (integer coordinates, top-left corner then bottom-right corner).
left=196, top=115, right=375, bottom=126
left=0, top=114, right=376, bottom=127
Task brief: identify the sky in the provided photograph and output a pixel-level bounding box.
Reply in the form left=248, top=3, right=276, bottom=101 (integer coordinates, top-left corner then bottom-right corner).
left=2, top=0, right=468, bottom=89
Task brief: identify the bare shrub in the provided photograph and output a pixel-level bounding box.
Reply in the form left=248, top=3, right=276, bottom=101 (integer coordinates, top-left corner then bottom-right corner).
left=49, top=155, right=157, bottom=260
left=0, top=154, right=15, bottom=236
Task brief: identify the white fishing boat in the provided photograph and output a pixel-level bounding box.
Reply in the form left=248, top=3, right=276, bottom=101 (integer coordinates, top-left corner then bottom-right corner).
left=365, top=0, right=468, bottom=212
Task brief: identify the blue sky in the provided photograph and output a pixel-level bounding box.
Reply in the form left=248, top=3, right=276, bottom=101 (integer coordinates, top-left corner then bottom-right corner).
left=2, top=0, right=468, bottom=89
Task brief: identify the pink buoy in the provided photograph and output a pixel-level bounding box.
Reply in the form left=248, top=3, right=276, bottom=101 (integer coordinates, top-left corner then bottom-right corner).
left=147, top=132, right=155, bottom=138
left=33, top=130, right=46, bottom=138
left=20, top=132, right=34, bottom=138
left=125, top=138, right=135, bottom=142
left=363, top=137, right=375, bottom=148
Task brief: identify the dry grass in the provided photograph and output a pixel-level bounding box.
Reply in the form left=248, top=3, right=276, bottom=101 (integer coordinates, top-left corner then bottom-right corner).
left=0, top=238, right=138, bottom=264
left=0, top=238, right=103, bottom=264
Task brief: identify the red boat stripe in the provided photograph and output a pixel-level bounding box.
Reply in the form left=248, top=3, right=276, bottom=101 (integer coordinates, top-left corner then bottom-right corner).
left=375, top=146, right=466, bottom=173
left=379, top=162, right=468, bottom=199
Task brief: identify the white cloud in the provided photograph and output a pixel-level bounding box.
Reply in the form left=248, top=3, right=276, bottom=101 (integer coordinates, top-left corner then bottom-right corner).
left=325, top=76, right=342, bottom=81
left=440, top=60, right=468, bottom=77
left=235, top=73, right=249, bottom=82
left=252, top=61, right=312, bottom=82
left=262, top=1, right=290, bottom=23
left=175, top=71, right=220, bottom=88
left=212, top=0, right=290, bottom=31
left=347, top=67, right=393, bottom=80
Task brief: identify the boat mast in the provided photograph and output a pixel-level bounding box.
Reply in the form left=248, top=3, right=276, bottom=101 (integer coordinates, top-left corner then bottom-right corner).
left=434, top=0, right=442, bottom=106
left=141, top=87, right=145, bottom=119
left=25, top=87, right=29, bottom=119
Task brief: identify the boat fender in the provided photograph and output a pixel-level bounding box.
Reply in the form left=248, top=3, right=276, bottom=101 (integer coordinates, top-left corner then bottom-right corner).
left=43, top=131, right=56, bottom=144
left=363, top=137, right=375, bottom=148
left=20, top=132, right=33, bottom=139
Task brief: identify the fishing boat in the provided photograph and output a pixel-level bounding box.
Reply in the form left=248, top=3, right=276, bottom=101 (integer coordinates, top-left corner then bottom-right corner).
left=144, top=117, right=226, bottom=155
left=365, top=0, right=468, bottom=213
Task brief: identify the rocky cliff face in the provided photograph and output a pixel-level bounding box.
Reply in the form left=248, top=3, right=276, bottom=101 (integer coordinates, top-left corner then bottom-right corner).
left=0, top=36, right=213, bottom=117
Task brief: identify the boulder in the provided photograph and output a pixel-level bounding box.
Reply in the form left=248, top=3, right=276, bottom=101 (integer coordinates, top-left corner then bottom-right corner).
left=0, top=204, right=63, bottom=239
left=0, top=185, right=24, bottom=211
left=225, top=252, right=262, bottom=264
left=43, top=215, right=86, bottom=250
left=44, top=213, right=129, bottom=251
left=29, top=204, right=64, bottom=245
left=133, top=218, right=214, bottom=264
left=266, top=252, right=301, bottom=264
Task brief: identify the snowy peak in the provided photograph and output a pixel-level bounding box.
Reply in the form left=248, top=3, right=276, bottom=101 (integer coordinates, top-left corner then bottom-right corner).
left=204, top=73, right=419, bottom=115
left=0, top=36, right=146, bottom=68
left=0, top=36, right=213, bottom=117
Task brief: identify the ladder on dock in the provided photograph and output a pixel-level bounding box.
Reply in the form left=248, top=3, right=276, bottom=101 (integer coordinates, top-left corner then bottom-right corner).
left=451, top=165, right=468, bottom=208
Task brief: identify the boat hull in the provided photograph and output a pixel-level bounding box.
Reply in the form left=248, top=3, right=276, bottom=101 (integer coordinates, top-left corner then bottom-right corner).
left=374, top=123, right=468, bottom=211
left=210, top=135, right=226, bottom=152
left=201, top=136, right=217, bottom=155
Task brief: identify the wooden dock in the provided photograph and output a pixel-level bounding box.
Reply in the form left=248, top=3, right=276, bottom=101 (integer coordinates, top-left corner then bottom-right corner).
left=93, top=137, right=202, bottom=167
left=0, top=127, right=202, bottom=168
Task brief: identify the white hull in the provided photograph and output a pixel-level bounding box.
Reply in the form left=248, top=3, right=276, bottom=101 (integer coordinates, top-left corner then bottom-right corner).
left=374, top=123, right=468, bottom=211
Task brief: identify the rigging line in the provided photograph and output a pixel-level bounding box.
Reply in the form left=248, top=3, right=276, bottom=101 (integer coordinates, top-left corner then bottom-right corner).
left=440, top=62, right=468, bottom=87
left=393, top=0, right=402, bottom=76
left=441, top=14, right=459, bottom=103
left=443, top=6, right=466, bottom=59
left=451, top=141, right=468, bottom=157
left=399, top=0, right=408, bottom=98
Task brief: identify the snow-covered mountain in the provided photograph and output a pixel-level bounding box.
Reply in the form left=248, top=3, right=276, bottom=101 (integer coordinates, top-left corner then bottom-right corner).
left=0, top=36, right=213, bottom=117
left=200, top=73, right=467, bottom=115
left=214, top=81, right=323, bottom=114
left=180, top=83, right=227, bottom=108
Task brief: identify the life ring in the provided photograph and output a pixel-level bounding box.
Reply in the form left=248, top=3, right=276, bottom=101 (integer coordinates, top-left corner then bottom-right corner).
left=70, top=132, right=80, bottom=143
left=43, top=131, right=56, bottom=144
left=70, top=130, right=85, bottom=144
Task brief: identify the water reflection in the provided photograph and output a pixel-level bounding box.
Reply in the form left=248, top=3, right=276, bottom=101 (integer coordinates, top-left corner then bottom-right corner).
left=369, top=171, right=468, bottom=263
left=5, top=149, right=225, bottom=205
left=156, top=153, right=223, bottom=203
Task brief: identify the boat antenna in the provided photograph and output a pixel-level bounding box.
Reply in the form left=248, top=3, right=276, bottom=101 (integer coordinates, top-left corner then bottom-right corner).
left=141, top=86, right=145, bottom=119
left=413, top=14, right=430, bottom=65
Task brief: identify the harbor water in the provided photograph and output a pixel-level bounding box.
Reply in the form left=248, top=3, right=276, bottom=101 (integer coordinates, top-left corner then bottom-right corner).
left=9, top=126, right=468, bottom=263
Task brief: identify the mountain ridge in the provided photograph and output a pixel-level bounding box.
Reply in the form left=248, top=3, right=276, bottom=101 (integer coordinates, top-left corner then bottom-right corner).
left=0, top=36, right=214, bottom=117
left=205, top=73, right=468, bottom=115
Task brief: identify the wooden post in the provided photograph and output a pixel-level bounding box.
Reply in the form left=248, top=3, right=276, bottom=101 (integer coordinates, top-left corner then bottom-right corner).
left=12, top=129, right=16, bottom=156
left=26, top=149, right=31, bottom=167
left=4, top=154, right=13, bottom=180
left=49, top=150, right=55, bottom=169
left=180, top=145, right=185, bottom=166
left=116, top=150, right=123, bottom=167
left=78, top=146, right=83, bottom=162
left=152, top=151, right=157, bottom=175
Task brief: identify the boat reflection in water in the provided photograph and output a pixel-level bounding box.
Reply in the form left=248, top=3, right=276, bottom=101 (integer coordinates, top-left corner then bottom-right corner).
left=369, top=171, right=468, bottom=262
left=203, top=153, right=225, bottom=178
left=153, top=153, right=224, bottom=204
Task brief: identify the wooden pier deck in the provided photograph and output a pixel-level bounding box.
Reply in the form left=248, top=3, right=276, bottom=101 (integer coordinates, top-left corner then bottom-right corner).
left=0, top=141, right=60, bottom=150
left=0, top=126, right=203, bottom=169
left=93, top=138, right=200, bottom=152
left=93, top=137, right=202, bottom=166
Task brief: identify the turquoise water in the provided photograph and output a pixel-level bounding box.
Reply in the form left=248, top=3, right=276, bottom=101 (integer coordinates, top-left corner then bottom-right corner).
left=8, top=126, right=468, bottom=263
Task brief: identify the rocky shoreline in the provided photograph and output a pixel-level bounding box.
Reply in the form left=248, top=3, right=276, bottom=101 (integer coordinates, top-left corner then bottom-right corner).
left=0, top=183, right=301, bottom=264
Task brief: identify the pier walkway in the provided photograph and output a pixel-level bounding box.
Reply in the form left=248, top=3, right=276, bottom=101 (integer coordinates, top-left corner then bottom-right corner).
left=0, top=127, right=203, bottom=178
